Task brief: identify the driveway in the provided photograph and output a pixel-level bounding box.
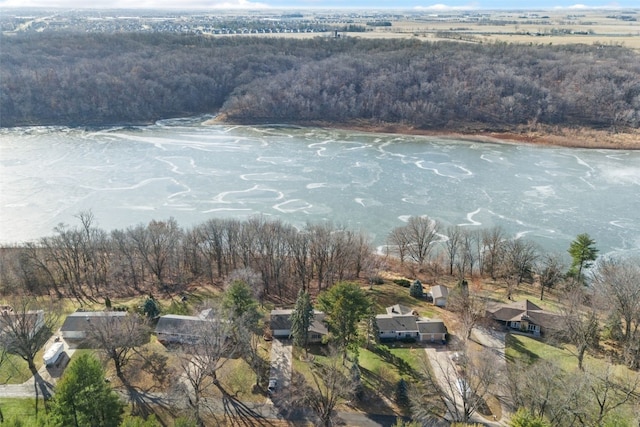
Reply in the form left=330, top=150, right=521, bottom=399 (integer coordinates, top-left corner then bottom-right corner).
left=0, top=332, right=75, bottom=398
left=424, top=331, right=507, bottom=427
left=267, top=338, right=292, bottom=403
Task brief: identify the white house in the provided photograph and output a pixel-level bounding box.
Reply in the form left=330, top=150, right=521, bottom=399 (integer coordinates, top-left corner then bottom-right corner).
left=375, top=304, right=447, bottom=343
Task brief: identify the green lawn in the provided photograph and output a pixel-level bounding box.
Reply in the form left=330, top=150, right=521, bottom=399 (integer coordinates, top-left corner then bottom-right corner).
left=0, top=398, right=46, bottom=426
left=506, top=333, right=577, bottom=371
left=0, top=354, right=32, bottom=385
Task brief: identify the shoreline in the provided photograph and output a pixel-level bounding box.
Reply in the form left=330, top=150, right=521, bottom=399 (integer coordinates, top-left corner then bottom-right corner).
left=207, top=116, right=640, bottom=150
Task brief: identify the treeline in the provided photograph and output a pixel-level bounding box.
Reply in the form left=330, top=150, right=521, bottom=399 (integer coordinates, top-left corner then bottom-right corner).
left=1, top=33, right=639, bottom=131
left=0, top=213, right=374, bottom=302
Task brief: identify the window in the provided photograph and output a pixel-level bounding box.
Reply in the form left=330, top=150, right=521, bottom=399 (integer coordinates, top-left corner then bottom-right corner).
left=510, top=321, right=520, bottom=329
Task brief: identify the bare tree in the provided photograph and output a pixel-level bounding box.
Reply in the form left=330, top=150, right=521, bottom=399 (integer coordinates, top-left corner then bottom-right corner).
left=129, top=218, right=182, bottom=291
left=535, top=253, right=565, bottom=301
left=0, top=298, right=59, bottom=417
left=481, top=226, right=505, bottom=280
left=500, top=238, right=539, bottom=299
left=592, top=256, right=640, bottom=369
left=404, top=216, right=441, bottom=266
left=177, top=307, right=239, bottom=427
left=292, top=347, right=355, bottom=427
left=456, top=229, right=481, bottom=280
left=444, top=225, right=463, bottom=276
left=561, top=288, right=599, bottom=371
left=387, top=225, right=410, bottom=265
left=447, top=281, right=486, bottom=343
left=583, top=363, right=640, bottom=426
left=86, top=311, right=150, bottom=385
left=415, top=345, right=500, bottom=424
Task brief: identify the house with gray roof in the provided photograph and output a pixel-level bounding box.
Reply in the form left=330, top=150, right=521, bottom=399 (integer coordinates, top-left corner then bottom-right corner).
left=269, top=309, right=328, bottom=343
left=60, top=311, right=127, bottom=345
left=375, top=305, right=447, bottom=343
left=487, top=299, right=561, bottom=337
left=154, top=309, right=222, bottom=344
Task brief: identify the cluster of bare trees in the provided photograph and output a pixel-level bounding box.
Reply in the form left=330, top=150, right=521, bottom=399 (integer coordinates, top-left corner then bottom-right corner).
left=0, top=213, right=374, bottom=302
left=2, top=33, right=639, bottom=132
left=507, top=358, right=639, bottom=426
left=388, top=221, right=548, bottom=293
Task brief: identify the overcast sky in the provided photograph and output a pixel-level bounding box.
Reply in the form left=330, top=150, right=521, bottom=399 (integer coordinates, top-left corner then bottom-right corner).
left=0, top=0, right=637, bottom=9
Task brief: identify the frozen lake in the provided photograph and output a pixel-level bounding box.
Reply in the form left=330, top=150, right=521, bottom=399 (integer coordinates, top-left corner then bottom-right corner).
left=1, top=117, right=639, bottom=258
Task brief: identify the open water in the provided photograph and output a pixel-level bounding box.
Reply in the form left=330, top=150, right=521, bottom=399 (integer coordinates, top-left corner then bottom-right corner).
left=1, top=116, right=639, bottom=258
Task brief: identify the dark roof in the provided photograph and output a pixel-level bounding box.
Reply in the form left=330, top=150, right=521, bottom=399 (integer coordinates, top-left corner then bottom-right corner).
left=488, top=299, right=561, bottom=330
left=417, top=318, right=447, bottom=334
left=376, top=313, right=446, bottom=334
left=155, top=314, right=205, bottom=336
left=269, top=309, right=328, bottom=335
left=60, top=311, right=127, bottom=333
left=376, top=314, right=419, bottom=332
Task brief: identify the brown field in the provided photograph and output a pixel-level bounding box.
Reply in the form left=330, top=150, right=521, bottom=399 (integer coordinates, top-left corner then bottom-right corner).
left=223, top=9, right=640, bottom=50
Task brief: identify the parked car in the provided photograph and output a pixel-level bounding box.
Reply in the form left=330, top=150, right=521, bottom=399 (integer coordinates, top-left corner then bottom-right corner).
left=268, top=378, right=277, bottom=394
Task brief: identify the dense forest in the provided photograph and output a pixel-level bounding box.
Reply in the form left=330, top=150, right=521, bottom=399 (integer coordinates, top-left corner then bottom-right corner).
left=1, top=33, right=639, bottom=132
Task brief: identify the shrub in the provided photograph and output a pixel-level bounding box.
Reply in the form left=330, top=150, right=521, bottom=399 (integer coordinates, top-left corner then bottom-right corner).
left=393, top=279, right=411, bottom=288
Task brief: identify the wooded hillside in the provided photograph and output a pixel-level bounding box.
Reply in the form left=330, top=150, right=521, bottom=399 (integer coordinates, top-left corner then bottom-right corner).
left=1, top=33, right=639, bottom=132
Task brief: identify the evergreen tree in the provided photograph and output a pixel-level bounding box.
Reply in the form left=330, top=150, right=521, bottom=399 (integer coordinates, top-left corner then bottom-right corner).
left=350, top=359, right=364, bottom=400
left=290, top=289, right=314, bottom=354
left=409, top=280, right=424, bottom=298
left=223, top=280, right=259, bottom=322
left=317, top=282, right=371, bottom=357
left=142, top=296, right=160, bottom=319
left=509, top=408, right=550, bottom=427
left=49, top=353, right=123, bottom=427
left=568, top=233, right=598, bottom=284
left=395, top=378, right=409, bottom=407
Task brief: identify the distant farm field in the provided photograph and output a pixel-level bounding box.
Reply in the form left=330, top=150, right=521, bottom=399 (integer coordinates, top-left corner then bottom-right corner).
left=238, top=9, right=640, bottom=50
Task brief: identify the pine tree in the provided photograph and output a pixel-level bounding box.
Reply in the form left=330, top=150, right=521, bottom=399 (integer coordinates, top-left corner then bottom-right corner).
left=49, top=353, right=123, bottom=427
left=409, top=279, right=424, bottom=298
left=568, top=233, right=598, bottom=284
left=290, top=289, right=314, bottom=354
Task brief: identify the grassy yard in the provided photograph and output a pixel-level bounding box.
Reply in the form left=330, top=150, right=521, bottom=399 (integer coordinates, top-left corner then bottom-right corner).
left=0, top=353, right=32, bottom=385
left=365, top=282, right=440, bottom=318
left=0, top=398, right=46, bottom=426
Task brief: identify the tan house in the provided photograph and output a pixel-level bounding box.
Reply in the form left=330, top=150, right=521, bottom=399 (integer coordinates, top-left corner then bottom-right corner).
left=487, top=299, right=561, bottom=337
left=375, top=304, right=447, bottom=343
